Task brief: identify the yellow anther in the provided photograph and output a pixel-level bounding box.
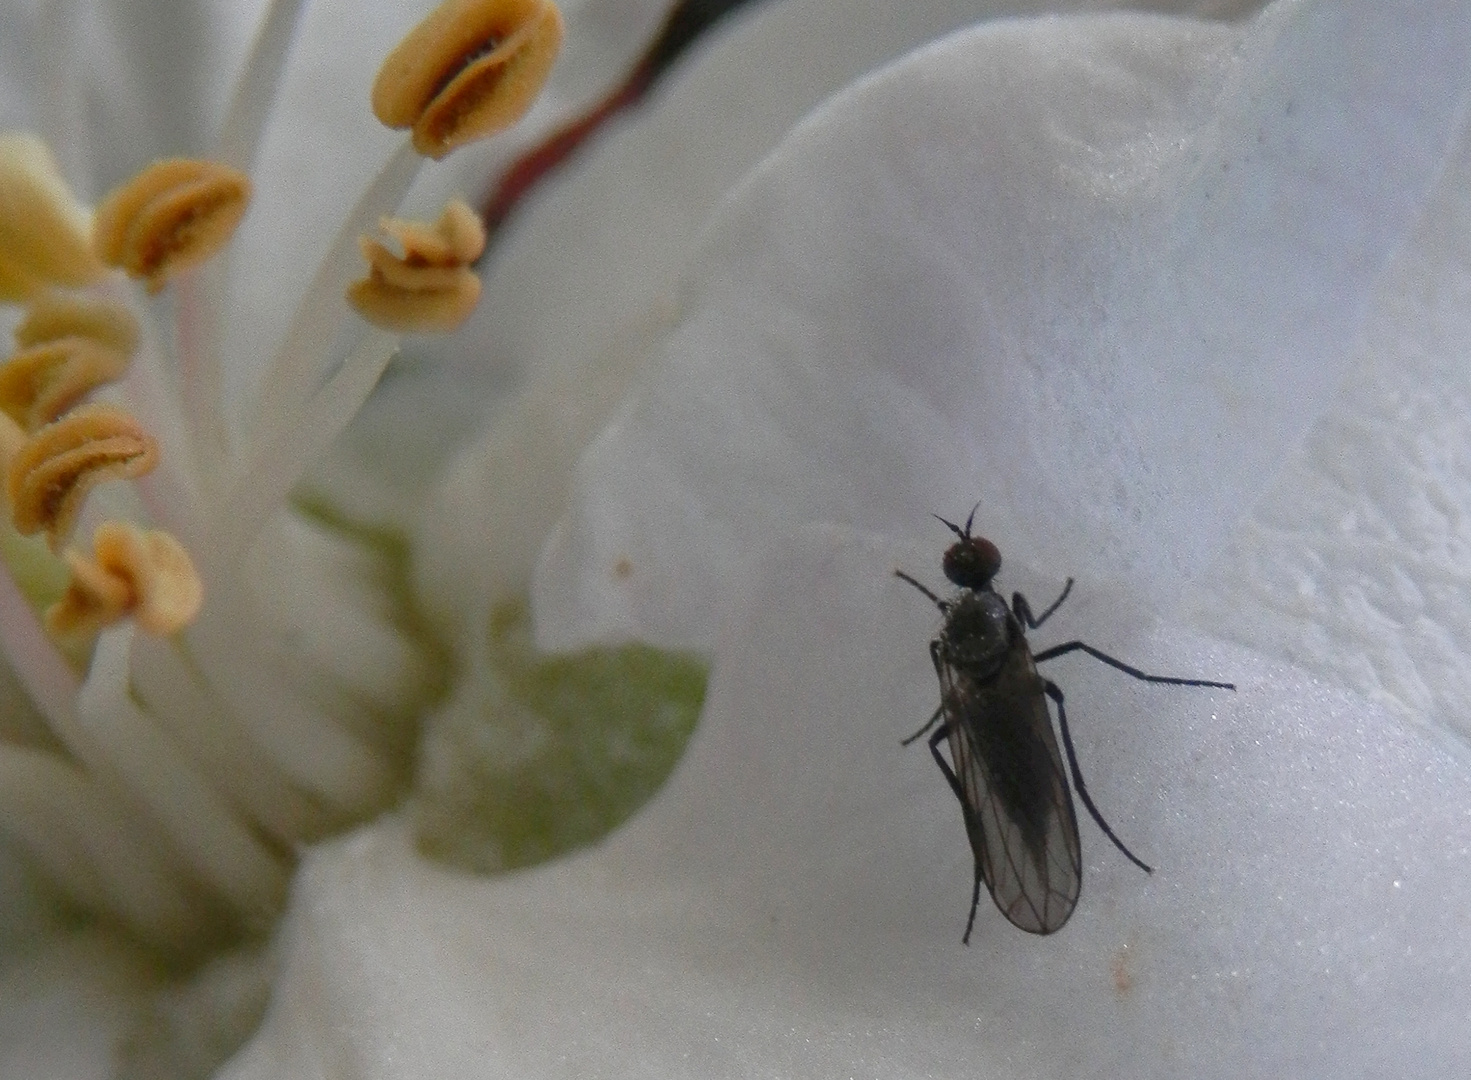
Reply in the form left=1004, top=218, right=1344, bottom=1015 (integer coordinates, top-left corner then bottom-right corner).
left=346, top=198, right=486, bottom=332
left=0, top=133, right=106, bottom=300
left=379, top=198, right=485, bottom=265
left=7, top=404, right=159, bottom=549
left=92, top=158, right=251, bottom=293
left=15, top=292, right=140, bottom=355
left=0, top=411, right=25, bottom=473
left=1, top=295, right=139, bottom=431
left=372, top=0, right=564, bottom=159
left=47, top=520, right=202, bottom=637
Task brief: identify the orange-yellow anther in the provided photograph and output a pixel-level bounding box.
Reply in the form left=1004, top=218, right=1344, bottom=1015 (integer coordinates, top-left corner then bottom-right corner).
left=15, top=292, right=140, bottom=355
left=373, top=0, right=564, bottom=159
left=47, top=520, right=202, bottom=637
left=92, top=158, right=251, bottom=292
left=347, top=198, right=486, bottom=332
left=0, top=295, right=139, bottom=431
left=7, top=404, right=159, bottom=549
left=0, top=133, right=106, bottom=300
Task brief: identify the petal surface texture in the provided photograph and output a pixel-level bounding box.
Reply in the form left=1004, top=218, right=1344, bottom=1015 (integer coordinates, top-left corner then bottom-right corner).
left=532, top=7, right=1471, bottom=653
left=223, top=528, right=1471, bottom=1079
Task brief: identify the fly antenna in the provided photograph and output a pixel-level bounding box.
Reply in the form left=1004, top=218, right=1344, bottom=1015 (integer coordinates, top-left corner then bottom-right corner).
left=963, top=501, right=980, bottom=537
left=933, top=514, right=965, bottom=539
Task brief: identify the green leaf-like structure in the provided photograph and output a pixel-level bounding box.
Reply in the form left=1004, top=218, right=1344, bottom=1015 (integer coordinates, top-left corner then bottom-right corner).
left=412, top=597, right=707, bottom=871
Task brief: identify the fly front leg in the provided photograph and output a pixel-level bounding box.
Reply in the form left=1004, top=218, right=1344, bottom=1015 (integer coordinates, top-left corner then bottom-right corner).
left=895, top=569, right=946, bottom=611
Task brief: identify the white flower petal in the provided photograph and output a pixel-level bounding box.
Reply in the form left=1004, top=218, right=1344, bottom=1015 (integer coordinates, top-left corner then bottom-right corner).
left=1187, top=79, right=1471, bottom=740
left=469, top=0, right=1263, bottom=399
left=531, top=5, right=1471, bottom=654
left=222, top=526, right=1471, bottom=1078
left=418, top=0, right=1268, bottom=632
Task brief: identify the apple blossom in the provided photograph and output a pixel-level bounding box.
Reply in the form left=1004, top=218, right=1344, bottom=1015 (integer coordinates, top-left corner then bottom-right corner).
left=226, top=1, right=1471, bottom=1078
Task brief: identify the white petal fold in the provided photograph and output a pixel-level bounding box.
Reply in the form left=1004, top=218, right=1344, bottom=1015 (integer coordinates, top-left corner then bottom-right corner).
left=531, top=5, right=1471, bottom=653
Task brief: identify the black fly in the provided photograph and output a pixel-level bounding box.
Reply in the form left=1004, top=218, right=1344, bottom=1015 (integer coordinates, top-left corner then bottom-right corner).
left=896, top=509, right=1233, bottom=939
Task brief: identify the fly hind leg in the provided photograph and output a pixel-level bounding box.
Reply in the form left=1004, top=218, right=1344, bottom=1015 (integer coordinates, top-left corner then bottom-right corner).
left=1031, top=640, right=1235, bottom=691
left=1043, top=679, right=1151, bottom=874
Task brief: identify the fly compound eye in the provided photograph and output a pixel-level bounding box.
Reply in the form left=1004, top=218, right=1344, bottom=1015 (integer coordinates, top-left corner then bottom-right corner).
left=942, top=536, right=1001, bottom=590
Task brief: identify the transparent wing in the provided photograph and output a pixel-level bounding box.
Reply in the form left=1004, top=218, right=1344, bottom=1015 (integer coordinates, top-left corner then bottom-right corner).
left=940, top=649, right=1082, bottom=935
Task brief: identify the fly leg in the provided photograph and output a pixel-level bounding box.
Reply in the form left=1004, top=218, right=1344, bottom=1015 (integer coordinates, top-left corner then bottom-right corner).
left=925, top=722, right=966, bottom=808
left=924, top=721, right=983, bottom=945
left=900, top=641, right=948, bottom=745
left=895, top=569, right=947, bottom=611
left=963, top=867, right=982, bottom=946
left=901, top=706, right=943, bottom=747
left=1012, top=577, right=1073, bottom=629
left=1042, top=679, right=1151, bottom=874
left=1032, top=640, right=1235, bottom=690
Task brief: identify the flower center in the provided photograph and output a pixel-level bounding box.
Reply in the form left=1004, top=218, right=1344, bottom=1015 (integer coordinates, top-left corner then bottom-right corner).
left=0, top=0, right=564, bottom=960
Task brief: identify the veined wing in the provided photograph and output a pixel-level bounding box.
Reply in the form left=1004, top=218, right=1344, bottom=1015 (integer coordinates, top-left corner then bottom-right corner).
left=939, top=646, right=1082, bottom=935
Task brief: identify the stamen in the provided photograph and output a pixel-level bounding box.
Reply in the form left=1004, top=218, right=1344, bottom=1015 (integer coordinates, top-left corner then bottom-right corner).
left=7, top=403, right=160, bottom=549
left=128, top=632, right=335, bottom=847
left=250, top=141, right=421, bottom=444
left=14, top=291, right=140, bottom=355
left=0, top=132, right=105, bottom=299
left=77, top=624, right=290, bottom=923
left=0, top=294, right=139, bottom=431
left=0, top=744, right=208, bottom=951
left=217, top=0, right=311, bottom=170
left=372, top=0, right=565, bottom=159
left=91, top=158, right=252, bottom=293
left=346, top=198, right=486, bottom=332
left=48, top=520, right=202, bottom=638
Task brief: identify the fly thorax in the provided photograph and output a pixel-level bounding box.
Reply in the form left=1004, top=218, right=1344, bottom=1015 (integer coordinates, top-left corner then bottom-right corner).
left=940, top=591, right=1013, bottom=674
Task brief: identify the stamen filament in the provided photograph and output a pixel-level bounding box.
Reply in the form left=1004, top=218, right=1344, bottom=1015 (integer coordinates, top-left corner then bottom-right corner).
left=76, top=625, right=289, bottom=922
left=181, top=575, right=396, bottom=815
left=217, top=0, right=312, bottom=172
left=0, top=745, right=205, bottom=949
left=195, top=0, right=317, bottom=487
left=173, top=266, right=233, bottom=494
left=226, top=328, right=399, bottom=563
left=0, top=561, right=82, bottom=735
left=106, top=287, right=204, bottom=510
left=129, top=634, right=334, bottom=845
left=250, top=140, right=422, bottom=445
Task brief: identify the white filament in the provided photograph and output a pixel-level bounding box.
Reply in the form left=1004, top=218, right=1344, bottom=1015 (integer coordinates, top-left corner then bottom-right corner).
left=247, top=139, right=421, bottom=448
left=76, top=625, right=289, bottom=922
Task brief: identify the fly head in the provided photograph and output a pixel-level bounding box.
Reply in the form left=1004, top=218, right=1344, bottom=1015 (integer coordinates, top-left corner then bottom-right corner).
left=935, top=509, right=1001, bottom=591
